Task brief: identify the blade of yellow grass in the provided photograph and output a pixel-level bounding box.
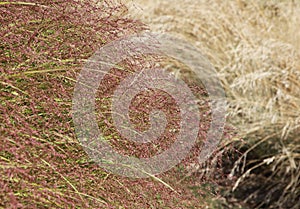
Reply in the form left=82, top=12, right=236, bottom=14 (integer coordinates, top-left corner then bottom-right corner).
left=0, top=1, right=48, bottom=8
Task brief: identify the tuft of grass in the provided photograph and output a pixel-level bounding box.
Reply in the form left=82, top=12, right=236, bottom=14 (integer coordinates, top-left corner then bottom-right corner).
left=1, top=0, right=220, bottom=208
left=0, top=0, right=146, bottom=208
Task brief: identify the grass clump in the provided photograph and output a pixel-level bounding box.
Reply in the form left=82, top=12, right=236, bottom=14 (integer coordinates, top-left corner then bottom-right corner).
left=0, top=0, right=145, bottom=207
left=125, top=0, right=300, bottom=208
left=1, top=1, right=218, bottom=208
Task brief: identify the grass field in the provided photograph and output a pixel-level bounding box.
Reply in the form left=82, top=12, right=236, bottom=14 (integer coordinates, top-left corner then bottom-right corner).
left=1, top=0, right=299, bottom=208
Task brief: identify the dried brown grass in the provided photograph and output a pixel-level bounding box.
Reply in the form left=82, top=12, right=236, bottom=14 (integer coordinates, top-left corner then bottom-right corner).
left=124, top=0, right=300, bottom=207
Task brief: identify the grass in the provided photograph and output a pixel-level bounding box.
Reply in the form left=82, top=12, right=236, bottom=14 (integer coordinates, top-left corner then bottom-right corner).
left=124, top=0, right=300, bottom=208
left=2, top=0, right=299, bottom=208
left=0, top=0, right=231, bottom=208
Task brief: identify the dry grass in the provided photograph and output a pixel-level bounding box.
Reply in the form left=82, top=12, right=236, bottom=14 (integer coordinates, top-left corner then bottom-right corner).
left=124, top=0, right=300, bottom=207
